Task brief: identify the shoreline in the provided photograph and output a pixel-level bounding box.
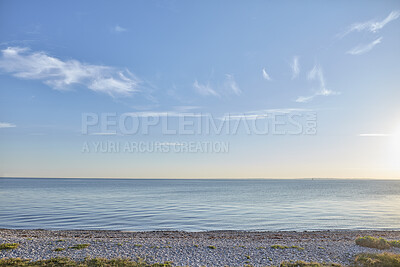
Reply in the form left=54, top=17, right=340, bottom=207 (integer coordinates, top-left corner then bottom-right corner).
left=1, top=229, right=400, bottom=266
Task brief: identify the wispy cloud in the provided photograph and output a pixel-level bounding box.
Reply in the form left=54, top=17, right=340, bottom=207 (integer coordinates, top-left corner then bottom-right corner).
left=193, top=80, right=219, bottom=97
left=295, top=95, right=316, bottom=103
left=173, top=106, right=201, bottom=112
left=113, top=25, right=127, bottom=33
left=126, top=111, right=205, bottom=118
left=347, top=37, right=382, bottom=55
left=0, top=47, right=139, bottom=97
left=296, top=64, right=339, bottom=103
left=91, top=132, right=117, bottom=136
left=358, top=133, right=392, bottom=137
left=262, top=68, right=272, bottom=81
left=339, top=10, right=400, bottom=37
left=0, top=122, right=16, bottom=128
left=290, top=56, right=300, bottom=79
left=220, top=108, right=310, bottom=121
left=224, top=74, right=241, bottom=95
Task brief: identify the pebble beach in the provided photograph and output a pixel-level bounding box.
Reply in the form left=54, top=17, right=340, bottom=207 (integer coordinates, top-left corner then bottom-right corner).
left=1, top=229, right=400, bottom=266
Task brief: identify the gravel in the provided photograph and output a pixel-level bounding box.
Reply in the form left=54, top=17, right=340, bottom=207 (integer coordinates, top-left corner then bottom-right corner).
left=1, top=229, right=400, bottom=266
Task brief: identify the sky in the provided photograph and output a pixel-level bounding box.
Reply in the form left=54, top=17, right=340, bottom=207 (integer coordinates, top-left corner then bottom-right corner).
left=0, top=0, right=400, bottom=179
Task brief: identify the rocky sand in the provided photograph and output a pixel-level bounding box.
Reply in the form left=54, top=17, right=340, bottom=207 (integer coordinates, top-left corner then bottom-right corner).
left=1, top=229, right=400, bottom=266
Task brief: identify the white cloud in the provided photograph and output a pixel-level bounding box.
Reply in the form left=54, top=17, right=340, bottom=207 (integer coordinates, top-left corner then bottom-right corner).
left=91, top=132, right=117, bottom=136
left=126, top=111, right=205, bottom=117
left=295, top=95, right=315, bottom=103
left=173, top=106, right=201, bottom=112
left=358, top=133, right=392, bottom=137
left=296, top=64, right=339, bottom=103
left=193, top=80, right=219, bottom=97
left=290, top=56, right=300, bottom=79
left=0, top=122, right=16, bottom=128
left=340, top=10, right=400, bottom=37
left=220, top=108, right=310, bottom=120
left=262, top=68, right=272, bottom=81
left=224, top=74, right=241, bottom=95
left=0, top=47, right=139, bottom=97
left=347, top=37, right=382, bottom=55
left=114, top=25, right=127, bottom=33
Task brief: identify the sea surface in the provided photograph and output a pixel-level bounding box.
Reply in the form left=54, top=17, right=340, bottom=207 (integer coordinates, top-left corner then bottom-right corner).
left=1, top=178, right=400, bottom=231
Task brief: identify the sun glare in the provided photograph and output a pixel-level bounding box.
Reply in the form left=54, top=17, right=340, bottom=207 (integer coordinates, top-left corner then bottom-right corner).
left=388, top=125, right=400, bottom=170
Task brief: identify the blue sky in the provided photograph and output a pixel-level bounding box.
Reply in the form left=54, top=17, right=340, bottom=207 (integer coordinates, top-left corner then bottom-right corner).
left=0, top=0, right=400, bottom=178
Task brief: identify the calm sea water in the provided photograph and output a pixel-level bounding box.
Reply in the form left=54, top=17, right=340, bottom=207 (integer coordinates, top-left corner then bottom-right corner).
left=1, top=178, right=400, bottom=231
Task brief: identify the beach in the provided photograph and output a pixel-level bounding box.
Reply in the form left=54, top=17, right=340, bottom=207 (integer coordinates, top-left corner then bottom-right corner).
left=1, top=229, right=400, bottom=266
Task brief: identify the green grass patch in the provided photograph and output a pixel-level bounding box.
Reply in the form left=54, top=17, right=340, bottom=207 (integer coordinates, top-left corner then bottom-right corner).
left=354, top=252, right=400, bottom=267
left=291, top=245, right=305, bottom=250
left=354, top=236, right=400, bottom=249
left=271, top=244, right=289, bottom=249
left=0, top=243, right=19, bottom=250
left=256, top=246, right=266, bottom=249
left=280, top=261, right=343, bottom=267
left=68, top=243, right=90, bottom=250
left=134, top=244, right=143, bottom=247
left=207, top=245, right=216, bottom=249
left=54, top=248, right=65, bottom=252
left=56, top=239, right=65, bottom=242
left=389, top=240, right=400, bottom=248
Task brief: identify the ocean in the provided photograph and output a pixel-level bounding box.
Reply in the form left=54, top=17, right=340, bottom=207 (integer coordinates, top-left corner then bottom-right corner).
left=0, top=178, right=399, bottom=231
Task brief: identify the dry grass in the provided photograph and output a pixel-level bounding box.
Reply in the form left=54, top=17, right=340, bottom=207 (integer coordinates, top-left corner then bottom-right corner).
left=353, top=252, right=400, bottom=267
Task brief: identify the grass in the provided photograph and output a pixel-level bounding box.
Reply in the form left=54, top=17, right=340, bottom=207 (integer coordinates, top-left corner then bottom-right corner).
left=355, top=236, right=400, bottom=250
left=134, top=244, right=143, bottom=247
left=207, top=245, right=216, bottom=249
left=390, top=240, right=400, bottom=248
left=53, top=248, right=65, bottom=252
left=0, top=253, right=399, bottom=267
left=280, top=261, right=343, bottom=267
left=291, top=245, right=305, bottom=250
left=0, top=243, right=19, bottom=250
left=68, top=243, right=90, bottom=250
left=354, top=252, right=400, bottom=267
left=271, top=244, right=289, bottom=249
left=56, top=239, right=65, bottom=242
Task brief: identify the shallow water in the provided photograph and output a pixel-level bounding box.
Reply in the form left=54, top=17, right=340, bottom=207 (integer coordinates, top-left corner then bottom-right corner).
left=0, top=178, right=399, bottom=231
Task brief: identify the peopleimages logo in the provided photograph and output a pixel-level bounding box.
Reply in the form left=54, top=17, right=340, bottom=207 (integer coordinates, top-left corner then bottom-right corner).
left=80, top=111, right=317, bottom=153
left=81, top=111, right=317, bottom=136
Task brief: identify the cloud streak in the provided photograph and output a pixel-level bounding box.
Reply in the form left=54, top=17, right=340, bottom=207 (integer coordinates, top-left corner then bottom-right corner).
left=113, top=25, right=127, bottom=33
left=224, top=74, right=241, bottom=95
left=358, top=133, right=392, bottom=137
left=262, top=68, right=272, bottom=81
left=347, top=37, right=382, bottom=55
left=0, top=122, right=16, bottom=128
left=220, top=108, right=310, bottom=121
left=296, top=64, right=339, bottom=103
left=193, top=80, right=219, bottom=97
left=290, top=56, right=300, bottom=79
left=340, top=10, right=400, bottom=37
left=0, top=47, right=140, bottom=97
